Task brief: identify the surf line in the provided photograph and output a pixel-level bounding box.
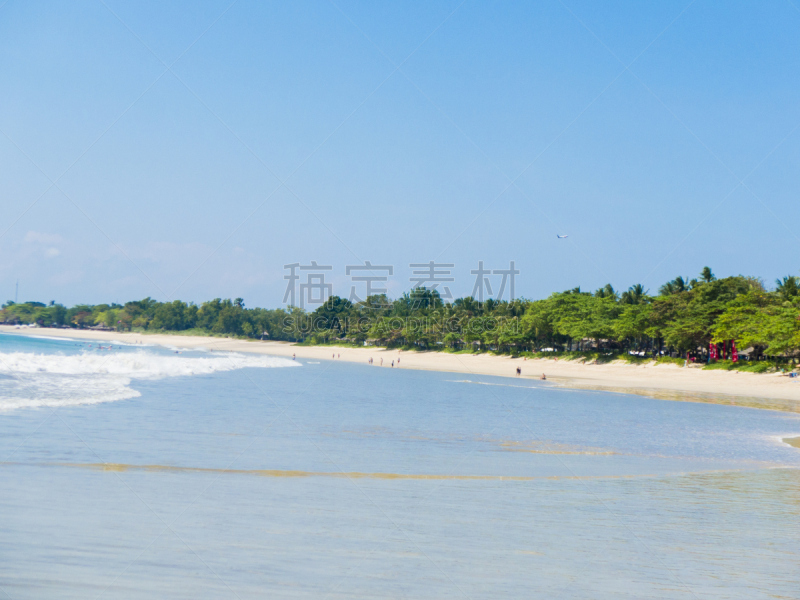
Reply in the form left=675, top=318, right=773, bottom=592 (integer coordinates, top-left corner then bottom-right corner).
left=0, top=461, right=764, bottom=481
left=449, top=379, right=542, bottom=390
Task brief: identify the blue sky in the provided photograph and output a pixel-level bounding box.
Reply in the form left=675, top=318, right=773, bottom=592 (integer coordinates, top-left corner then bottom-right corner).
left=2, top=0, right=799, bottom=308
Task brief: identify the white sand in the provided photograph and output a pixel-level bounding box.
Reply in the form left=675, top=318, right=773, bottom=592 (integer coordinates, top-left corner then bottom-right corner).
left=3, top=325, right=798, bottom=409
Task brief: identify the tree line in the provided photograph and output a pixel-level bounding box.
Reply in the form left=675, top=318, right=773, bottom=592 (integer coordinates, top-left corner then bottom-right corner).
left=2, top=267, right=799, bottom=361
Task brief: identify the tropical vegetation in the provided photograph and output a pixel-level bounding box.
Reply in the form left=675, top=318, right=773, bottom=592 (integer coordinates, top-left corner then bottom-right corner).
left=2, top=268, right=799, bottom=364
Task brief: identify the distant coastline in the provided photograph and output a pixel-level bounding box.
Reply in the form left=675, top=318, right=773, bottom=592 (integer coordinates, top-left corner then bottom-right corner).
left=3, top=325, right=798, bottom=413
left=2, top=270, right=799, bottom=373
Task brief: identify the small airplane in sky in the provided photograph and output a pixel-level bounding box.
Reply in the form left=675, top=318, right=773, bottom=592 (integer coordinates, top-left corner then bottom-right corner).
left=556, top=234, right=568, bottom=239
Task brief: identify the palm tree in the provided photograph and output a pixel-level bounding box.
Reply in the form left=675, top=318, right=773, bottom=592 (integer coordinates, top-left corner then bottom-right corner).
left=775, top=276, right=799, bottom=300
left=594, top=284, right=617, bottom=299
left=453, top=296, right=479, bottom=317
left=659, top=276, right=688, bottom=296
left=621, top=284, right=647, bottom=304
left=700, top=266, right=715, bottom=283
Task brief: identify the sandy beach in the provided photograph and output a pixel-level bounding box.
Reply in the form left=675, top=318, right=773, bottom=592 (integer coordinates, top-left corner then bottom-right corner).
left=2, top=325, right=798, bottom=411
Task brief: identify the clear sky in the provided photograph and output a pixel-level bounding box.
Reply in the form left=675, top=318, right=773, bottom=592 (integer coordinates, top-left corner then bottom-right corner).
left=2, top=0, right=799, bottom=308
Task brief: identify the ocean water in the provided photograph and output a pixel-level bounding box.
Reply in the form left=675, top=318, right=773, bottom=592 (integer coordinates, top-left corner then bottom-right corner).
left=1, top=333, right=799, bottom=599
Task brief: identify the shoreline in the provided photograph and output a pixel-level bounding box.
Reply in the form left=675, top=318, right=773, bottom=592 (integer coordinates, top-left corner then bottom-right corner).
left=2, top=325, right=799, bottom=412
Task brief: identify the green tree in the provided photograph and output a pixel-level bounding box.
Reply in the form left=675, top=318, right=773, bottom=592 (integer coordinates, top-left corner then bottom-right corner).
left=150, top=301, right=194, bottom=331
left=775, top=276, right=799, bottom=301
left=613, top=303, right=653, bottom=350
left=594, top=284, right=617, bottom=299
left=659, top=276, right=689, bottom=296
left=700, top=266, right=716, bottom=283
left=620, top=284, right=648, bottom=305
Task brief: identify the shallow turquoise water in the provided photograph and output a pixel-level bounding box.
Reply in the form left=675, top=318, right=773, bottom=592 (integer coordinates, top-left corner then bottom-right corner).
left=1, top=333, right=799, bottom=599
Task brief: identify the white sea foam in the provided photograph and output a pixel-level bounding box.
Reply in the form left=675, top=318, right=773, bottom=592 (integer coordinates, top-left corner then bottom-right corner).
left=0, top=350, right=299, bottom=411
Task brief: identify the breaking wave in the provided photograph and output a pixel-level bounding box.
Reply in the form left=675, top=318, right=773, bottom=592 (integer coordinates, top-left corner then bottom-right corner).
left=0, top=350, right=299, bottom=411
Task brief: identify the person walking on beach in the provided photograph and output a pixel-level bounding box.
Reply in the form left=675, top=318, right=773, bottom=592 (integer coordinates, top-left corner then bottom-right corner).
left=516, top=367, right=521, bottom=376
left=380, top=358, right=383, bottom=366
left=292, top=353, right=295, bottom=360
left=391, top=360, right=394, bottom=368
left=540, top=373, right=546, bottom=380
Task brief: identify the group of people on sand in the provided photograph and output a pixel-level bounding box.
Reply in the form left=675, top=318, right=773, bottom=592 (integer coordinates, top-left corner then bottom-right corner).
left=367, top=356, right=399, bottom=367
left=295, top=350, right=541, bottom=377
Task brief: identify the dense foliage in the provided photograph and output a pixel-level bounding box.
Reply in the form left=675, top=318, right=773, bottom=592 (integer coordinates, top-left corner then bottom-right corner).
left=3, top=268, right=799, bottom=359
